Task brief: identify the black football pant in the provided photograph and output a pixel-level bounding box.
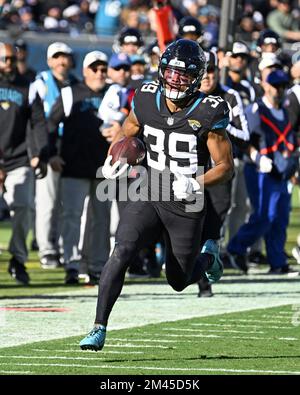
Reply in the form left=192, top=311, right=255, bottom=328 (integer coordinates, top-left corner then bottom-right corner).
left=201, top=180, right=232, bottom=242
left=95, top=200, right=207, bottom=326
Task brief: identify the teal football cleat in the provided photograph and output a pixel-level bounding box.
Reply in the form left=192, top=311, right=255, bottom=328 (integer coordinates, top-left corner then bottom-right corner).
left=79, top=326, right=106, bottom=351
left=201, top=239, right=223, bottom=284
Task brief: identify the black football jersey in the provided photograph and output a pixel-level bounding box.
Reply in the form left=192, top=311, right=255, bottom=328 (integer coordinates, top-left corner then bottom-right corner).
left=132, top=81, right=230, bottom=217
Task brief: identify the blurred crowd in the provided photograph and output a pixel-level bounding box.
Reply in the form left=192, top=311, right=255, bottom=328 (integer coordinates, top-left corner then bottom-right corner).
left=1, top=0, right=300, bottom=292
left=0, top=1, right=299, bottom=45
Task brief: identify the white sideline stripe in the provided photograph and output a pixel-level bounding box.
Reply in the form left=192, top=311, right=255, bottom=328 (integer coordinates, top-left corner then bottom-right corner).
left=0, top=370, right=32, bottom=374
left=0, top=362, right=299, bottom=375
left=161, top=333, right=298, bottom=341
left=32, top=349, right=143, bottom=354
left=165, top=328, right=265, bottom=334
left=190, top=323, right=293, bottom=329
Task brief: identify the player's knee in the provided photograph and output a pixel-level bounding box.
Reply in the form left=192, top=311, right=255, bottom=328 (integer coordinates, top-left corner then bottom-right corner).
left=112, top=242, right=137, bottom=265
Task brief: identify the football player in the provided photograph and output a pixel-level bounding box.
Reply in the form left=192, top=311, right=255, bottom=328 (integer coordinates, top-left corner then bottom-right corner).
left=79, top=39, right=234, bottom=351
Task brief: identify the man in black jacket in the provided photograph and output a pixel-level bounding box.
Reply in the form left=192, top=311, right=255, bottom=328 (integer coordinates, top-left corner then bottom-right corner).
left=48, top=51, right=113, bottom=285
left=0, top=42, right=48, bottom=285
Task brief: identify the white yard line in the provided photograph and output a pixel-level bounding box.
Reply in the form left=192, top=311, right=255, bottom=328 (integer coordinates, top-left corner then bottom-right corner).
left=0, top=362, right=299, bottom=375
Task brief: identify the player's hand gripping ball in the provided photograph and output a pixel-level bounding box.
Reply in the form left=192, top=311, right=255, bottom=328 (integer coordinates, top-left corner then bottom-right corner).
left=102, top=137, right=146, bottom=179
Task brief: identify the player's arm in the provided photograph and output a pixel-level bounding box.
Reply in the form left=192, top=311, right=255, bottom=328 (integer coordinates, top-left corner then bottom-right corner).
left=108, top=109, right=141, bottom=154
left=201, top=129, right=234, bottom=186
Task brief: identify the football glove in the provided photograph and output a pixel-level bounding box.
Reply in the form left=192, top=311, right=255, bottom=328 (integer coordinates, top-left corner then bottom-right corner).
left=102, top=155, right=129, bottom=179
left=172, top=172, right=201, bottom=200
left=250, top=150, right=273, bottom=173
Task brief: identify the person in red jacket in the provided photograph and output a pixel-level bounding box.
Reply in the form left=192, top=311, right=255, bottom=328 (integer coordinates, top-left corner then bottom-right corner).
left=149, top=0, right=178, bottom=52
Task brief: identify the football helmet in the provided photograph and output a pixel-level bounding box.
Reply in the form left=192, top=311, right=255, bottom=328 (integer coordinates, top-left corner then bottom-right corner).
left=158, top=39, right=206, bottom=101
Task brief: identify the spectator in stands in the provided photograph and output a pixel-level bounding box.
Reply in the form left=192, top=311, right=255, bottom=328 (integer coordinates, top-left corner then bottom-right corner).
left=148, top=0, right=178, bottom=52
left=18, top=6, right=38, bottom=31
left=48, top=51, right=112, bottom=285
left=182, top=0, right=201, bottom=17
left=33, top=42, right=77, bottom=270
left=228, top=69, right=298, bottom=274
left=77, top=0, right=94, bottom=33
left=236, top=12, right=256, bottom=42
left=198, top=5, right=220, bottom=49
left=226, top=41, right=256, bottom=107
left=62, top=4, right=82, bottom=36
left=267, top=0, right=300, bottom=42
left=129, top=54, right=148, bottom=89
left=14, top=39, right=36, bottom=83
left=115, top=26, right=144, bottom=56
left=143, top=40, right=160, bottom=81
left=0, top=42, right=48, bottom=285
left=249, top=29, right=284, bottom=97
left=223, top=42, right=255, bottom=260
left=178, top=15, right=203, bottom=43
left=121, top=6, right=141, bottom=29
left=99, top=53, right=133, bottom=144
left=43, top=5, right=68, bottom=33
left=94, top=0, right=129, bottom=36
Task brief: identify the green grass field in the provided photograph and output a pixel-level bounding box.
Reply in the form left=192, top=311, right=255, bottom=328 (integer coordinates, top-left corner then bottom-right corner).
left=0, top=188, right=300, bottom=375
left=0, top=305, right=300, bottom=375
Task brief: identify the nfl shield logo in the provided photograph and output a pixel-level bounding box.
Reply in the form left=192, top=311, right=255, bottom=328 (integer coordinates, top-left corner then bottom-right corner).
left=167, top=117, right=174, bottom=126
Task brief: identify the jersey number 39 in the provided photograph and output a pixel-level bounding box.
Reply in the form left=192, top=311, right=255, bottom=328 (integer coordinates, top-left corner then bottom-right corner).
left=143, top=125, right=198, bottom=174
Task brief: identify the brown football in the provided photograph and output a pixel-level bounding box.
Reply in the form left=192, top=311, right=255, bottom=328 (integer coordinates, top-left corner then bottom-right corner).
left=110, top=136, right=146, bottom=166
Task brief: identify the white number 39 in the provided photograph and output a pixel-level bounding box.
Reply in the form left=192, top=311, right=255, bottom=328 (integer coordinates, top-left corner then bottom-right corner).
left=202, top=95, right=224, bottom=108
